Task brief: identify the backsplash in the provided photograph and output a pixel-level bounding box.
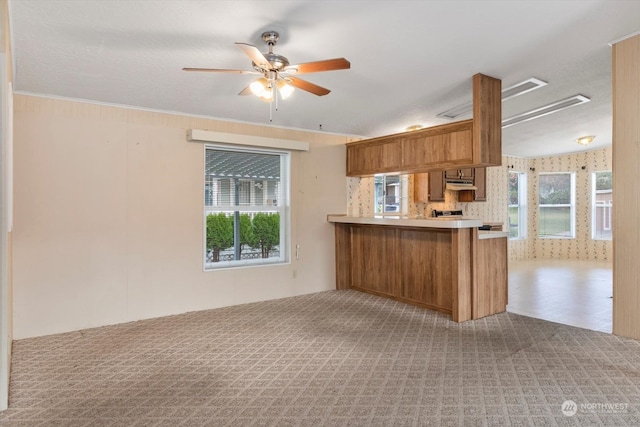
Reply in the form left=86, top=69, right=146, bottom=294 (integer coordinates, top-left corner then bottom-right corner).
left=346, top=147, right=612, bottom=262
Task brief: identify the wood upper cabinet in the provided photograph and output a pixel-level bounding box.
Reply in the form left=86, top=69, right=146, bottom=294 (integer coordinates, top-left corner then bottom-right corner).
left=444, top=168, right=474, bottom=180
left=346, top=139, right=403, bottom=176
left=414, top=167, right=486, bottom=203
left=413, top=172, right=444, bottom=203
left=472, top=166, right=486, bottom=201
left=400, top=120, right=474, bottom=171
left=346, top=73, right=501, bottom=177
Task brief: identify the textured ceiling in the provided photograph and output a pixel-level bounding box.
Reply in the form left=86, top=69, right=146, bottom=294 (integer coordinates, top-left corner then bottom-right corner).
left=8, top=0, right=640, bottom=158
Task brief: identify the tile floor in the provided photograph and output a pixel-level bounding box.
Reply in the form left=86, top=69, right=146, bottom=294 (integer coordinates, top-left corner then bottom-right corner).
left=507, top=259, right=613, bottom=333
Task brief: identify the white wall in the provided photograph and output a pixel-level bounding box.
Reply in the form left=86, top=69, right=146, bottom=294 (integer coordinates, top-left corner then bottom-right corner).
left=12, top=94, right=350, bottom=339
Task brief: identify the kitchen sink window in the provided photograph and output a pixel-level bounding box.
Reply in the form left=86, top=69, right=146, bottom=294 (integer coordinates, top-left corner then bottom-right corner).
left=204, top=146, right=289, bottom=269
left=538, top=172, right=575, bottom=238
left=592, top=171, right=612, bottom=240
left=508, top=171, right=527, bottom=239
left=374, top=174, right=407, bottom=215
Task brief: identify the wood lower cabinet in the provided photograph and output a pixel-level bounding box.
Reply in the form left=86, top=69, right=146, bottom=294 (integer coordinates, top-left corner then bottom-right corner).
left=332, top=221, right=507, bottom=322
left=473, top=234, right=508, bottom=318
left=348, top=225, right=399, bottom=295
left=400, top=228, right=454, bottom=312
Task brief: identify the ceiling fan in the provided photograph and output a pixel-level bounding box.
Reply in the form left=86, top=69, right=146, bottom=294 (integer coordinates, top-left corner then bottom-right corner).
left=183, top=31, right=351, bottom=102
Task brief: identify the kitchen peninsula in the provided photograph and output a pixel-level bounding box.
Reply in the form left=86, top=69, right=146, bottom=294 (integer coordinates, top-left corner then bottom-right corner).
left=327, top=215, right=508, bottom=322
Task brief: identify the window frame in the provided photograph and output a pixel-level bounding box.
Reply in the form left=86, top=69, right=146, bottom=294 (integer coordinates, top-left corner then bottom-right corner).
left=508, top=171, right=527, bottom=240
left=537, top=172, right=575, bottom=239
left=203, top=144, right=290, bottom=270
left=373, top=174, right=407, bottom=216
left=591, top=170, right=613, bottom=241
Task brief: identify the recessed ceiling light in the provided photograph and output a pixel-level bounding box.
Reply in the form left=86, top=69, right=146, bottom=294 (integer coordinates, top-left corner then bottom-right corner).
left=405, top=125, right=425, bottom=131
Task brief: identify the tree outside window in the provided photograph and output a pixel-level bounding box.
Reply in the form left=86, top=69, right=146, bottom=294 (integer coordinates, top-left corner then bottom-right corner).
left=204, top=147, right=288, bottom=269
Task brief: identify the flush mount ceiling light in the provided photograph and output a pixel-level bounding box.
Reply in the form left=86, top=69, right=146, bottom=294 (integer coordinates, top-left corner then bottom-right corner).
left=437, top=77, right=548, bottom=120
left=501, top=95, right=591, bottom=128
left=576, top=135, right=595, bottom=146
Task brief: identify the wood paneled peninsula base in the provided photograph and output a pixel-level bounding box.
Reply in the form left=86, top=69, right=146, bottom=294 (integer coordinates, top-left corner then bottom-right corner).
left=327, top=215, right=508, bottom=322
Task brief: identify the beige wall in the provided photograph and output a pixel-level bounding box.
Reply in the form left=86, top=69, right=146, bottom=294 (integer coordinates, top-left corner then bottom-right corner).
left=12, top=94, right=350, bottom=339
left=346, top=148, right=613, bottom=263
left=0, top=0, right=12, bottom=411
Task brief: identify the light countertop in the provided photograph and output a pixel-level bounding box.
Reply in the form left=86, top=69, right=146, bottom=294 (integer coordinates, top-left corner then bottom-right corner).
left=327, top=215, right=509, bottom=238
left=327, top=214, right=483, bottom=229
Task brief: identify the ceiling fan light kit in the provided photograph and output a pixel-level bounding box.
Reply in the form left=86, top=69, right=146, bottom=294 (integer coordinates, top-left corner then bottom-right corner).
left=183, top=30, right=350, bottom=110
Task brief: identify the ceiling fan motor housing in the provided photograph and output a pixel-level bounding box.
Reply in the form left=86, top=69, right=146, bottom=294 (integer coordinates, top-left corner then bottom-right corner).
left=253, top=53, right=290, bottom=72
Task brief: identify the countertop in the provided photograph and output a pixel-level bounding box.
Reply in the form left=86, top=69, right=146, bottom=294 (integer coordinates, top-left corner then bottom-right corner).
left=326, top=215, right=509, bottom=238
left=327, top=214, right=483, bottom=229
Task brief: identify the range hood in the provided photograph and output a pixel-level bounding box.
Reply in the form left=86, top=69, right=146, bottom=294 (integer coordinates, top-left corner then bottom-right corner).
left=446, top=182, right=478, bottom=191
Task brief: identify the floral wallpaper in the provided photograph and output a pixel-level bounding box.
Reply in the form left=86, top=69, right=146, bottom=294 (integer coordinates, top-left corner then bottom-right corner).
left=530, top=147, right=612, bottom=261
left=346, top=146, right=612, bottom=262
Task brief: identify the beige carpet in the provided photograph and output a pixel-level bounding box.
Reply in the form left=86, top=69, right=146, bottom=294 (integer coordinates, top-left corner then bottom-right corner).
left=1, top=289, right=639, bottom=426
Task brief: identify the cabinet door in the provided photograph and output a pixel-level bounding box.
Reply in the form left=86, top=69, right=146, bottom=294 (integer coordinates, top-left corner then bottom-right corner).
left=473, top=167, right=486, bottom=201
left=400, top=228, right=453, bottom=310
left=413, top=173, right=429, bottom=203
left=349, top=225, right=399, bottom=296
left=444, top=169, right=459, bottom=180
left=460, top=168, right=474, bottom=179
left=401, top=121, right=474, bottom=171
left=414, top=172, right=445, bottom=202
left=429, top=171, right=445, bottom=202
left=445, top=168, right=474, bottom=180
left=346, top=139, right=402, bottom=176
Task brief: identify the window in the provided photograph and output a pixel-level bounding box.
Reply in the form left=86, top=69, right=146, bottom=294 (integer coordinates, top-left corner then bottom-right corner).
left=508, top=171, right=527, bottom=239
left=538, top=172, right=575, bottom=238
left=374, top=174, right=406, bottom=215
left=592, top=171, right=612, bottom=240
left=204, top=146, right=289, bottom=269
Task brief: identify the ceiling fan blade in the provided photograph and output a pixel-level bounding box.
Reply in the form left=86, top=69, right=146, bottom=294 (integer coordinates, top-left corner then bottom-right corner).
left=238, top=85, right=253, bottom=96
left=286, top=58, right=350, bottom=74
left=287, top=77, right=331, bottom=96
left=235, top=42, right=270, bottom=69
left=182, top=67, right=258, bottom=74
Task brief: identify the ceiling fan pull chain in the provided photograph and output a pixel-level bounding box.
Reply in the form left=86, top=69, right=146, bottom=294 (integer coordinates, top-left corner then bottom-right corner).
left=269, top=93, right=273, bottom=123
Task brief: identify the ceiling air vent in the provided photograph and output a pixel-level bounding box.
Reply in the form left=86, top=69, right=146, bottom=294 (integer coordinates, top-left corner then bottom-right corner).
left=501, top=95, right=591, bottom=128
left=437, top=77, right=548, bottom=120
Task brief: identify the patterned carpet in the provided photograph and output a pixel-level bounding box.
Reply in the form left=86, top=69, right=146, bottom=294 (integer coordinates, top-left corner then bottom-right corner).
left=1, top=289, right=640, bottom=426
